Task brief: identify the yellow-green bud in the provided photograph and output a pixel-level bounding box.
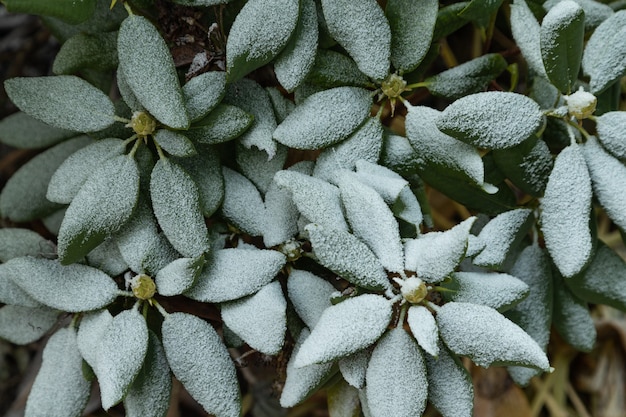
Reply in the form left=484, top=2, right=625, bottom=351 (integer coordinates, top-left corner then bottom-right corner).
left=131, top=274, right=156, bottom=300
left=399, top=277, right=428, bottom=304
left=129, top=111, right=156, bottom=138
left=381, top=73, right=407, bottom=99
left=565, top=87, right=597, bottom=120
left=279, top=239, right=303, bottom=262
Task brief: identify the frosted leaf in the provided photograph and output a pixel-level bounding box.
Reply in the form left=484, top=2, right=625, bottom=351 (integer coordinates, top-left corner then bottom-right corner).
left=386, top=0, right=437, bottom=72
left=162, top=313, right=240, bottom=417
left=53, top=31, right=118, bottom=75
left=58, top=154, right=140, bottom=264
left=155, top=256, right=205, bottom=296
left=274, top=170, right=348, bottom=231
left=425, top=342, right=474, bottom=417
left=437, top=302, right=550, bottom=370
left=366, top=328, right=428, bottom=417
left=493, top=138, right=553, bottom=197
left=169, top=0, right=229, bottom=5
left=221, top=166, right=266, bottom=236
left=405, top=105, right=484, bottom=185
left=280, top=328, right=336, bottom=408
left=306, top=49, right=370, bottom=88
left=266, top=87, right=295, bottom=123
left=8, top=257, right=118, bottom=312
left=287, top=269, right=335, bottom=329
left=472, top=208, right=533, bottom=268
left=293, top=82, right=326, bottom=104
left=540, top=144, right=593, bottom=278
left=510, top=0, right=547, bottom=77
left=175, top=148, right=223, bottom=217
left=582, top=11, right=626, bottom=93
left=353, top=159, right=407, bottom=202
left=596, top=112, right=626, bottom=160
left=124, top=331, right=172, bottom=417
left=540, top=0, right=585, bottom=93
left=263, top=176, right=299, bottom=247
left=312, top=118, right=383, bottom=183
left=436, top=92, right=544, bottom=150
left=404, top=217, right=475, bottom=282
left=379, top=132, right=421, bottom=176
left=151, top=159, right=209, bottom=258
left=294, top=294, right=392, bottom=367
left=553, top=280, right=596, bottom=351
left=0, top=228, right=55, bottom=263
left=223, top=79, right=278, bottom=158
left=183, top=71, right=226, bottom=122
left=87, top=238, right=128, bottom=276
left=0, top=305, right=59, bottom=345
left=306, top=224, right=391, bottom=291
left=0, top=260, right=45, bottom=307
left=117, top=68, right=144, bottom=112
left=0, top=111, right=75, bottom=149
left=77, top=309, right=113, bottom=369
left=96, top=308, right=148, bottom=410
left=337, top=171, right=404, bottom=273
left=0, top=136, right=91, bottom=222
left=185, top=248, right=286, bottom=303
left=545, top=0, right=613, bottom=30
left=221, top=281, right=286, bottom=355
left=25, top=328, right=90, bottom=417
left=328, top=379, right=361, bottom=417
left=153, top=130, right=197, bottom=158
left=320, top=0, right=391, bottom=80
left=226, top=0, right=299, bottom=82
left=274, top=0, right=318, bottom=92
left=273, top=86, right=372, bottom=150
left=4, top=76, right=115, bottom=132
left=118, top=15, right=189, bottom=129
left=338, top=348, right=371, bottom=389
left=445, top=272, right=529, bottom=311
left=407, top=305, right=439, bottom=357
left=236, top=142, right=288, bottom=195
left=184, top=104, right=253, bottom=145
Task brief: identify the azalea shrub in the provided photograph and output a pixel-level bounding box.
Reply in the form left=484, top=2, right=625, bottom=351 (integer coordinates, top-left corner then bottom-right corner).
left=0, top=0, right=626, bottom=416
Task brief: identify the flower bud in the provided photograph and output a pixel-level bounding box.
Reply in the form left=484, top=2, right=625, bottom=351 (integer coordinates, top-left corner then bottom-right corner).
left=399, top=277, right=428, bottom=304
left=128, top=111, right=157, bottom=138
left=381, top=73, right=407, bottom=99
left=131, top=274, right=156, bottom=300
left=565, top=87, right=597, bottom=120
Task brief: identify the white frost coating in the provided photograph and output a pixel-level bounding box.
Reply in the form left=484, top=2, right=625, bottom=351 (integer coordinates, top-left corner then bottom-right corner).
left=404, top=217, right=475, bottom=282
left=294, top=294, right=392, bottom=367
left=237, top=143, right=288, bottom=196
left=307, top=49, right=371, bottom=88
left=155, top=257, right=204, bottom=296
left=553, top=283, right=596, bottom=351
left=540, top=144, right=593, bottom=278
left=405, top=105, right=484, bottom=185
left=0, top=111, right=75, bottom=150
left=582, top=11, right=626, bottom=93
left=183, top=71, right=226, bottom=122
left=354, top=159, right=407, bottom=202
left=266, top=86, right=295, bottom=123
left=366, top=328, right=428, bottom=417
left=306, top=224, right=391, bottom=291
left=337, top=171, right=404, bottom=273
left=223, top=79, right=278, bottom=158
left=274, top=0, right=319, bottom=92
left=273, top=86, right=372, bottom=150
left=274, top=170, right=348, bottom=231
left=153, top=130, right=197, bottom=158
left=185, top=248, right=285, bottom=303
left=564, top=87, right=597, bottom=119
left=583, top=137, right=626, bottom=231
left=77, top=309, right=113, bottom=369
left=436, top=92, right=544, bottom=150
left=176, top=149, right=224, bottom=218
left=221, top=281, right=287, bottom=355
left=472, top=208, right=532, bottom=268
left=162, top=313, right=240, bottom=417
left=327, top=379, right=360, bottom=417
left=545, top=0, right=613, bottom=30
left=185, top=104, right=253, bottom=145
left=338, top=348, right=371, bottom=389
left=407, top=305, right=439, bottom=357
left=510, top=0, right=548, bottom=78
left=0, top=261, right=42, bottom=307
left=263, top=177, right=300, bottom=247
left=25, top=328, right=91, bottom=417
left=0, top=305, right=59, bottom=345
left=425, top=342, right=474, bottom=417
left=87, top=238, right=128, bottom=277
left=287, top=269, right=335, bottom=329
left=221, top=166, right=266, bottom=236
left=596, top=112, right=626, bottom=160
left=437, top=302, right=550, bottom=370
left=321, top=0, right=390, bottom=80
left=448, top=272, right=530, bottom=311
left=387, top=0, right=437, bottom=72
left=280, top=328, right=335, bottom=407
left=0, top=228, right=54, bottom=263
left=47, top=138, right=125, bottom=204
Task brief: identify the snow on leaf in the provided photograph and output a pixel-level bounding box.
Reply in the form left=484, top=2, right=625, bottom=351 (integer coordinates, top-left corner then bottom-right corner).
left=306, top=223, right=392, bottom=291
left=77, top=309, right=113, bottom=369
left=221, top=281, right=286, bottom=355
left=182, top=71, right=226, bottom=122
left=221, top=166, right=266, bottom=236
left=445, top=271, right=529, bottom=311
left=162, top=313, right=240, bottom=417
left=353, top=160, right=407, bottom=202
left=236, top=142, right=288, bottom=195
left=273, top=86, right=372, bottom=150
left=540, top=144, right=593, bottom=278
left=510, top=0, right=547, bottom=78
left=0, top=305, right=59, bottom=345
left=544, top=0, right=613, bottom=31
left=266, top=86, right=295, bottom=123
left=338, top=348, right=371, bottom=389
left=407, top=305, right=439, bottom=357
left=437, top=302, right=550, bottom=370
left=153, top=130, right=197, bottom=158
left=155, top=256, right=205, bottom=296
left=185, top=248, right=286, bottom=303
left=553, top=279, right=596, bottom=351
left=306, top=49, right=370, bottom=88
left=184, top=104, right=253, bottom=145
left=595, top=111, right=626, bottom=161
left=0, top=228, right=55, bottom=263
left=287, top=269, right=336, bottom=329
left=263, top=176, right=299, bottom=247
left=294, top=294, right=392, bottom=367
left=0, top=111, right=75, bottom=150
left=366, top=328, right=428, bottom=417
left=175, top=147, right=224, bottom=218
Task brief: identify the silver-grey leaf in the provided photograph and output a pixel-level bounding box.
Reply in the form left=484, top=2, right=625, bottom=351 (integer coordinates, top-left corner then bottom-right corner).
left=287, top=269, right=335, bottom=330
left=0, top=305, right=59, bottom=345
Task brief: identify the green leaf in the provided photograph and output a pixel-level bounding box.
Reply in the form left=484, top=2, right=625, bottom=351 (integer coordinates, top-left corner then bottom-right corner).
left=185, top=104, right=253, bottom=145
left=0, top=228, right=55, bottom=263
left=76, top=309, right=113, bottom=370
left=553, top=275, right=596, bottom=351
left=595, top=111, right=626, bottom=160
left=328, top=379, right=361, bottom=417
left=0, top=260, right=42, bottom=308
left=436, top=91, right=544, bottom=150
left=6, top=257, right=118, bottom=312
left=41, top=0, right=126, bottom=41
left=4, top=76, right=115, bottom=132
left=53, top=31, right=118, bottom=75
left=510, top=0, right=547, bottom=78
left=459, top=0, right=505, bottom=23
left=153, top=130, right=197, bottom=157
left=221, top=166, right=266, bottom=236
left=540, top=0, right=585, bottom=93
left=443, top=272, right=529, bottom=311
left=169, top=0, right=229, bottom=5
left=305, top=49, right=371, bottom=88
left=58, top=154, right=140, bottom=264
left=274, top=86, right=372, bottom=149
left=263, top=174, right=300, bottom=247
left=493, top=138, right=553, bottom=196
left=237, top=142, right=288, bottom=195
left=0, top=136, right=91, bottom=222
left=173, top=148, right=223, bottom=218
left=0, top=305, right=59, bottom=345
left=433, top=2, right=470, bottom=40
left=162, top=312, right=240, bottom=417
left=320, top=0, right=391, bottom=80
left=150, top=159, right=210, bottom=258
left=266, top=86, right=295, bottom=123
left=86, top=238, right=128, bottom=277
left=25, top=328, right=91, bottom=417
left=118, top=15, right=189, bottom=129
left=287, top=269, right=336, bottom=330
left=386, top=0, right=438, bottom=72
left=407, top=305, right=439, bottom=357
left=338, top=349, right=370, bottom=389
left=155, top=256, right=205, bottom=296
left=183, top=71, right=226, bottom=122
left=366, top=328, right=428, bottom=417
left=549, top=0, right=612, bottom=30
left=226, top=0, right=300, bottom=82
left=0, top=112, right=76, bottom=149
left=582, top=11, right=626, bottom=94
left=4, top=0, right=96, bottom=24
